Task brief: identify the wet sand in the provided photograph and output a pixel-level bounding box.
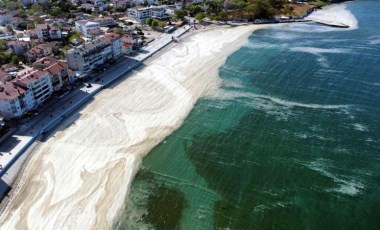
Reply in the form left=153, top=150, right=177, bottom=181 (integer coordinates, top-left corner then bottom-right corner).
left=0, top=24, right=266, bottom=229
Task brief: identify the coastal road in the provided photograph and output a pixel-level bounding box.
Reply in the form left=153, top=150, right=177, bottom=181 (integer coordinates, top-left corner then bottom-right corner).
left=0, top=24, right=193, bottom=189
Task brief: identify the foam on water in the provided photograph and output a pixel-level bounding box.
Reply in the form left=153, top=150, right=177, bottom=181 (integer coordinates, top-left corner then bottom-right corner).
left=290, top=47, right=351, bottom=55
left=211, top=89, right=349, bottom=110
left=306, top=4, right=359, bottom=30
left=0, top=25, right=267, bottom=229
left=307, top=159, right=364, bottom=196
left=353, top=123, right=368, bottom=132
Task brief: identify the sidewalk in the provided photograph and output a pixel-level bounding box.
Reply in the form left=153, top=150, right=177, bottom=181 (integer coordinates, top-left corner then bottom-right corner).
left=0, top=24, right=193, bottom=184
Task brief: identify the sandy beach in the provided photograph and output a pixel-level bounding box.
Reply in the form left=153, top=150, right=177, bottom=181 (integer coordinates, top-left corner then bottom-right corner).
left=0, top=24, right=266, bottom=229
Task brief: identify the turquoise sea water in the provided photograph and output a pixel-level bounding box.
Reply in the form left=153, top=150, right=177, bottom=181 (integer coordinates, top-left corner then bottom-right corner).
left=119, top=1, right=380, bottom=229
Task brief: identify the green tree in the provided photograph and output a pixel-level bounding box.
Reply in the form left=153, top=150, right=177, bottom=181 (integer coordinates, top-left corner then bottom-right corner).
left=6, top=1, right=21, bottom=10
left=27, top=23, right=35, bottom=29
left=282, top=5, right=294, bottom=16
left=174, top=9, right=187, bottom=20
left=146, top=18, right=153, bottom=26
left=16, top=9, right=27, bottom=19
left=114, top=28, right=124, bottom=35
left=195, top=12, right=205, bottom=21
left=31, top=3, right=43, bottom=13
left=151, top=19, right=159, bottom=28
left=186, top=3, right=202, bottom=16
left=50, top=6, right=62, bottom=16
left=232, top=0, right=248, bottom=19
left=11, top=55, right=19, bottom=65
left=158, top=20, right=166, bottom=29
left=250, top=0, right=274, bottom=19
left=6, top=25, right=14, bottom=34
left=204, top=0, right=224, bottom=16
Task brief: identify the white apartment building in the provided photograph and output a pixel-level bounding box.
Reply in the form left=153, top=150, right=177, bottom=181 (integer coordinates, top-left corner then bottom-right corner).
left=35, top=24, right=49, bottom=40
left=49, top=26, right=62, bottom=39
left=0, top=10, right=12, bottom=26
left=91, top=17, right=116, bottom=26
left=104, top=33, right=122, bottom=59
left=133, top=0, right=161, bottom=6
left=15, top=70, right=53, bottom=106
left=0, top=81, right=35, bottom=118
left=66, top=37, right=113, bottom=72
left=44, top=61, right=69, bottom=91
left=127, top=6, right=166, bottom=21
left=75, top=20, right=102, bottom=38
left=35, top=24, right=62, bottom=40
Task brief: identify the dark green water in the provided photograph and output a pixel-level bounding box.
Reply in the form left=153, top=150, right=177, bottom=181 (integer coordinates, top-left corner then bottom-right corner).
left=119, top=1, right=380, bottom=229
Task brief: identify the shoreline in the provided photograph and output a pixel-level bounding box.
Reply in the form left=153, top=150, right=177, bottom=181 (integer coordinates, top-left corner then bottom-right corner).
left=0, top=25, right=264, bottom=228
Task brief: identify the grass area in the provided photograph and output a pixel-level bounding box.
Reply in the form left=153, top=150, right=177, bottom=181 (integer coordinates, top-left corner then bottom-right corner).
left=289, top=3, right=315, bottom=16
left=68, top=32, right=80, bottom=43
left=312, top=0, right=332, bottom=7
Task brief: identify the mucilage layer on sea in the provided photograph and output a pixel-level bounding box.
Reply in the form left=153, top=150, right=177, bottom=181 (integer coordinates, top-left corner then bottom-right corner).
left=119, top=1, right=380, bottom=229
left=0, top=24, right=266, bottom=229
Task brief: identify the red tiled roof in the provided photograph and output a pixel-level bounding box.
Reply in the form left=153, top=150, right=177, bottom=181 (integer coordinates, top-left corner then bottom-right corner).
left=44, top=62, right=67, bottom=75
left=36, top=24, right=48, bottom=29
left=88, top=28, right=102, bottom=35
left=104, top=32, right=121, bottom=41
left=0, top=80, right=27, bottom=100
left=2, top=64, right=17, bottom=69
left=33, top=56, right=58, bottom=66
left=15, top=70, right=49, bottom=88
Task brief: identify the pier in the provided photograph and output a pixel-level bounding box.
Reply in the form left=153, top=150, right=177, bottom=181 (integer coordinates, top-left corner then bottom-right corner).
left=311, top=19, right=350, bottom=28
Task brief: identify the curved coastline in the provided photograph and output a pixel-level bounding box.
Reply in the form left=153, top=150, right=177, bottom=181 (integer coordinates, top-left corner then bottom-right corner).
left=0, top=24, right=267, bottom=229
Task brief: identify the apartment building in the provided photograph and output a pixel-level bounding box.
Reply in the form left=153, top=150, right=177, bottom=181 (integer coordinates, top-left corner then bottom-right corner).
left=122, top=33, right=140, bottom=49
left=35, top=24, right=62, bottom=40
left=7, top=41, right=29, bottom=56
left=44, top=61, right=69, bottom=91
left=127, top=6, right=166, bottom=21
left=0, top=80, right=35, bottom=119
left=104, top=33, right=122, bottom=59
left=91, top=17, right=117, bottom=26
left=25, top=44, right=53, bottom=63
left=32, top=56, right=58, bottom=70
left=66, top=37, right=112, bottom=72
left=0, top=69, right=53, bottom=119
left=111, top=0, right=131, bottom=8
left=75, top=20, right=102, bottom=38
left=15, top=70, right=53, bottom=106
left=49, top=26, right=62, bottom=39
left=35, top=24, right=49, bottom=40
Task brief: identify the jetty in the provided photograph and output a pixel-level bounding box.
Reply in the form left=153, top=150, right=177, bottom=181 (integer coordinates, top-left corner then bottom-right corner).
left=311, top=19, right=349, bottom=28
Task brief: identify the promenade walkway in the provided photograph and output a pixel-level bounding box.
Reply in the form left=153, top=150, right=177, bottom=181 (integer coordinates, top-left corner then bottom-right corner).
left=0, top=25, right=193, bottom=190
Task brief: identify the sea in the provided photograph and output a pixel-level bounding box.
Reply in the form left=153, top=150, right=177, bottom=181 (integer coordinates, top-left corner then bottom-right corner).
left=118, top=1, right=380, bottom=229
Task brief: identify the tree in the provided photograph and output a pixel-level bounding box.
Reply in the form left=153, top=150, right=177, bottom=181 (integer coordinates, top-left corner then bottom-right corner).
left=186, top=3, right=202, bottom=16
left=31, top=3, right=43, bottom=13
left=249, top=0, right=274, bottom=19
left=151, top=19, right=159, bottom=28
left=232, top=0, right=248, bottom=19
left=282, top=5, right=294, bottom=16
left=204, top=0, right=224, bottom=17
left=174, top=9, right=187, bottom=20
left=6, top=25, right=14, bottom=34
left=27, top=23, right=35, bottom=29
left=146, top=18, right=154, bottom=26
left=195, top=12, right=205, bottom=21
left=114, top=28, right=124, bottom=35
left=158, top=21, right=166, bottom=29
left=16, top=9, right=27, bottom=19
left=12, top=56, right=19, bottom=65
left=6, top=1, right=21, bottom=10
left=50, top=6, right=62, bottom=17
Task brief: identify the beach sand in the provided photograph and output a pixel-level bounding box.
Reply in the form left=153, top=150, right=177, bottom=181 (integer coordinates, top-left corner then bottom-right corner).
left=0, top=24, right=266, bottom=230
